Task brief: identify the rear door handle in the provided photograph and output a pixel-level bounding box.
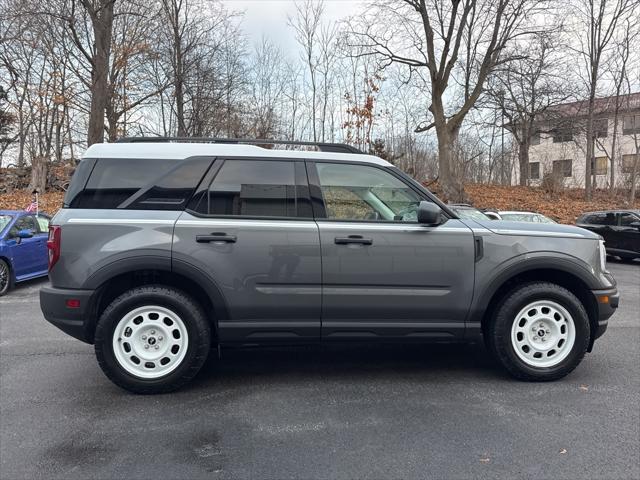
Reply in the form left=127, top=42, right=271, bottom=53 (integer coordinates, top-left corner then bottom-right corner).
left=196, top=232, right=237, bottom=243
left=334, top=235, right=373, bottom=245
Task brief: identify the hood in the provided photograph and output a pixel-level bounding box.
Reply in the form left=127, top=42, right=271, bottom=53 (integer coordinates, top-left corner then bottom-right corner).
left=465, top=219, right=601, bottom=240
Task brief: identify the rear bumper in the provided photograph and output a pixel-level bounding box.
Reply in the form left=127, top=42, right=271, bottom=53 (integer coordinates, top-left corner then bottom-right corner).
left=590, top=286, right=619, bottom=341
left=40, top=286, right=96, bottom=343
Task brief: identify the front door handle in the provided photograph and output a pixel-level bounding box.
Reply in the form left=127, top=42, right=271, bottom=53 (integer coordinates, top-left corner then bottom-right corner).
left=196, top=232, right=237, bottom=243
left=334, top=235, right=373, bottom=245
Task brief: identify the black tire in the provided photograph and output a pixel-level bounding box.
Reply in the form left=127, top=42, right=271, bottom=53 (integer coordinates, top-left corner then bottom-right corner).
left=0, top=259, right=12, bottom=297
left=486, top=281, right=590, bottom=381
left=95, top=285, right=211, bottom=394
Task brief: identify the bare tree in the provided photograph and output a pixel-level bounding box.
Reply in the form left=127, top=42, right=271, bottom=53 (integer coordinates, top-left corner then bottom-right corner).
left=348, top=0, right=549, bottom=201
left=573, top=0, right=637, bottom=199
left=66, top=0, right=117, bottom=146
left=487, top=34, right=572, bottom=186
left=289, top=0, right=324, bottom=142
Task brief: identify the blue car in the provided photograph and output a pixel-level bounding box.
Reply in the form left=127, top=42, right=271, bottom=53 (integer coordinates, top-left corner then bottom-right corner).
left=0, top=210, right=51, bottom=296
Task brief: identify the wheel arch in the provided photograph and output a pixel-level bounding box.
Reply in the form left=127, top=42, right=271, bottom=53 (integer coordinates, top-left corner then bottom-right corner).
left=83, top=258, right=228, bottom=343
left=477, top=264, right=599, bottom=350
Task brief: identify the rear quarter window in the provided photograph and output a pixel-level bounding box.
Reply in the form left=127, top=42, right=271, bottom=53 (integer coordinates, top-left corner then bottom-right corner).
left=68, top=157, right=212, bottom=210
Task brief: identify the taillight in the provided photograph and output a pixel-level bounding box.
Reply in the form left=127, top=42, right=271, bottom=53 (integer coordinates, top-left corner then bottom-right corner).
left=47, top=225, right=61, bottom=270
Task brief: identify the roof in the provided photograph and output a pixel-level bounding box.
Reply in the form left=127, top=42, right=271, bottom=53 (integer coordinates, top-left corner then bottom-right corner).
left=0, top=210, right=26, bottom=215
left=83, top=142, right=392, bottom=167
left=579, top=210, right=640, bottom=215
left=542, top=92, right=640, bottom=120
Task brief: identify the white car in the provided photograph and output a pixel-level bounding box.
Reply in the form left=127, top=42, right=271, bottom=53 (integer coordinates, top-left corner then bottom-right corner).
left=499, top=211, right=557, bottom=223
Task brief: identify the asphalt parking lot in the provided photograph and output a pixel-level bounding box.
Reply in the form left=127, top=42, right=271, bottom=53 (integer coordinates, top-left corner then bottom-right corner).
left=1, top=261, right=638, bottom=480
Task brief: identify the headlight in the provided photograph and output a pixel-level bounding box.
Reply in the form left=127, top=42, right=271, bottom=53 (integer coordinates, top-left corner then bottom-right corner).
left=599, top=239, right=608, bottom=272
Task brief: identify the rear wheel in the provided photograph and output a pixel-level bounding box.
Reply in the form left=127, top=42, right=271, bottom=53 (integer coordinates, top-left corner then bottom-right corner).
left=0, top=259, right=12, bottom=297
left=487, top=282, right=590, bottom=381
left=95, top=285, right=211, bottom=394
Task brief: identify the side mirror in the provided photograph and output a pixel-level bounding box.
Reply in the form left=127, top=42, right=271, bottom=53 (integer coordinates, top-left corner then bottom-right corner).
left=18, top=229, right=34, bottom=239
left=629, top=221, right=640, bottom=230
left=417, top=201, right=442, bottom=225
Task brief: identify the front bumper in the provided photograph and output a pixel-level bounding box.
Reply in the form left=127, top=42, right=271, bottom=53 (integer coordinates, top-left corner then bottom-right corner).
left=40, top=286, right=96, bottom=343
left=590, top=286, right=619, bottom=341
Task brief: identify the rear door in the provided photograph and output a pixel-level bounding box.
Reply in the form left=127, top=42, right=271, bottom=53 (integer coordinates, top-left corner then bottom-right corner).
left=308, top=161, right=475, bottom=341
left=173, top=158, right=321, bottom=343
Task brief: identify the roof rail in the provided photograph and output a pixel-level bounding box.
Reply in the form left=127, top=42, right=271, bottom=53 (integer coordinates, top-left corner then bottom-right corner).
left=115, top=137, right=364, bottom=154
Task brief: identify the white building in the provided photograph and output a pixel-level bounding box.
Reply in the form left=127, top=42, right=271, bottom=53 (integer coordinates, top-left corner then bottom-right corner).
left=511, top=93, right=640, bottom=189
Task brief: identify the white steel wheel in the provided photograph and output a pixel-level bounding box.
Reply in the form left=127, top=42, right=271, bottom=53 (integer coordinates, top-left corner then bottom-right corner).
left=510, top=300, right=576, bottom=368
left=112, top=305, right=189, bottom=379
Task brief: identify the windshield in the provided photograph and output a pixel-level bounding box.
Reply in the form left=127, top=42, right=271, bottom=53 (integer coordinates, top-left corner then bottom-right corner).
left=0, top=215, right=13, bottom=232
left=452, top=207, right=488, bottom=220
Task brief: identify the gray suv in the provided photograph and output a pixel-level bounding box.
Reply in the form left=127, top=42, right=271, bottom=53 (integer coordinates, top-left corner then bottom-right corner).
left=40, top=138, right=619, bottom=393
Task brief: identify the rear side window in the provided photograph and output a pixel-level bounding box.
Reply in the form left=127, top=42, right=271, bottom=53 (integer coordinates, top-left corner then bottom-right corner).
left=584, top=213, right=616, bottom=225
left=68, top=157, right=212, bottom=210
left=190, top=159, right=311, bottom=218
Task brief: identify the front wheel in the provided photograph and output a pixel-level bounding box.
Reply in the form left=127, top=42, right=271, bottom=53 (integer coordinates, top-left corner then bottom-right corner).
left=95, top=285, right=211, bottom=394
left=0, top=259, right=11, bottom=297
left=487, top=282, right=590, bottom=381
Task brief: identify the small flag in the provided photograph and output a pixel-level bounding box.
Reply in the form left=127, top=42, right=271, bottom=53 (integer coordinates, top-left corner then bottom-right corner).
left=26, top=190, right=39, bottom=214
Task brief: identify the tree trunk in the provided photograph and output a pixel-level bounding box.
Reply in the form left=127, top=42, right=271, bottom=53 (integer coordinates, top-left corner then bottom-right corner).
left=518, top=139, right=530, bottom=186
left=86, top=1, right=115, bottom=146
left=28, top=156, right=47, bottom=193
left=437, top=125, right=466, bottom=202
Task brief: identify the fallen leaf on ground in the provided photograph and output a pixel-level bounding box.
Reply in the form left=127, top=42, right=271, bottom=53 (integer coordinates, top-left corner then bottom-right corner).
left=479, top=456, right=491, bottom=464
left=559, top=448, right=568, bottom=454
left=579, top=384, right=589, bottom=391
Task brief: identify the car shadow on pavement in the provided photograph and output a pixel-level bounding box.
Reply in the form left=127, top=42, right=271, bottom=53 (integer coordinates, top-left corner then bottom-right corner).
left=187, top=342, right=506, bottom=392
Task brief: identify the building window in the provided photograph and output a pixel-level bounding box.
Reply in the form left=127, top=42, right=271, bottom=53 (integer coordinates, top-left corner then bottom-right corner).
left=594, top=118, right=608, bottom=138
left=623, top=115, right=640, bottom=135
left=592, top=156, right=608, bottom=175
left=622, top=154, right=639, bottom=174
left=528, top=162, right=540, bottom=179
left=552, top=159, right=572, bottom=177
left=552, top=124, right=573, bottom=143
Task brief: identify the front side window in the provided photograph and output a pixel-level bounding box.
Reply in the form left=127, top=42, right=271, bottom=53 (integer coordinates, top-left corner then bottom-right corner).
left=197, top=160, right=309, bottom=218
left=8, top=215, right=37, bottom=238
left=315, top=163, right=423, bottom=222
left=619, top=212, right=639, bottom=226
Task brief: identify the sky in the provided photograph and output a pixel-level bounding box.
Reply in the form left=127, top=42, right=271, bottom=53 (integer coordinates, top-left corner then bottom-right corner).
left=221, top=0, right=365, bottom=53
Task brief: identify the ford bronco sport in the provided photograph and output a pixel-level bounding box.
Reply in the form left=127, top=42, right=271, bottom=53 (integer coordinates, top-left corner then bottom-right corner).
left=40, top=138, right=619, bottom=393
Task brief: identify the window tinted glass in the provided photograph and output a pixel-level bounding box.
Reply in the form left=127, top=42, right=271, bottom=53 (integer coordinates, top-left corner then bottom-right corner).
left=619, top=213, right=638, bottom=226
left=63, top=158, right=95, bottom=207
left=202, top=160, right=307, bottom=218
left=316, top=163, right=422, bottom=222
left=70, top=158, right=211, bottom=210
left=586, top=213, right=616, bottom=225
left=8, top=215, right=37, bottom=237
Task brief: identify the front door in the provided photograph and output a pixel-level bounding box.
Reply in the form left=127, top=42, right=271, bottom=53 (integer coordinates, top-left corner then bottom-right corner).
left=308, top=161, right=475, bottom=340
left=173, top=158, right=321, bottom=343
left=7, top=215, right=44, bottom=279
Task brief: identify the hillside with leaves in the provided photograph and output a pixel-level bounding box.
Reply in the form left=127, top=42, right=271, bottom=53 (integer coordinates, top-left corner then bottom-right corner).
left=1, top=179, right=637, bottom=224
